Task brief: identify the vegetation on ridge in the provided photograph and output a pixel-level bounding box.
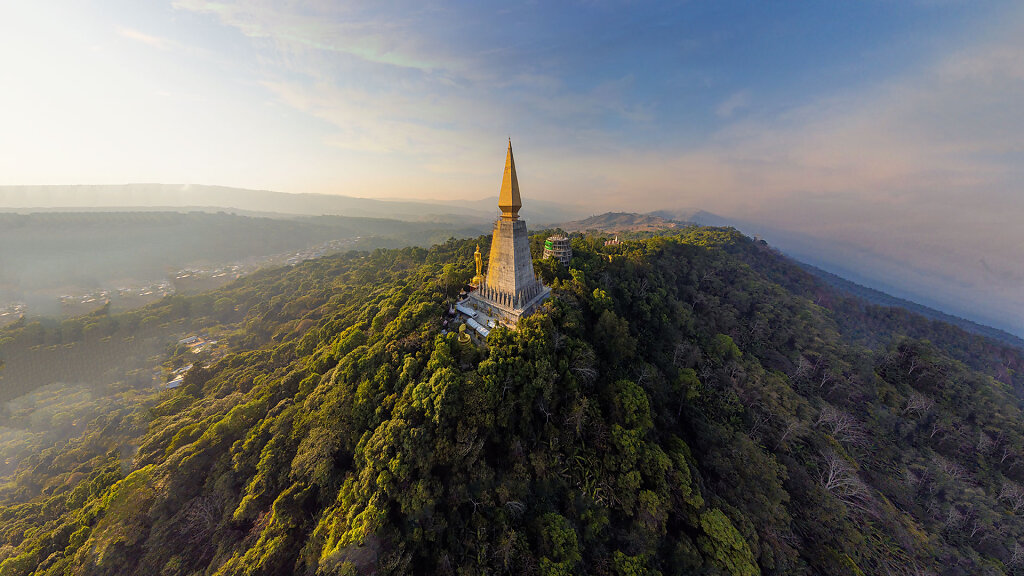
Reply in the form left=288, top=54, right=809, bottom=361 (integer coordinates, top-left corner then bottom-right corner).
left=0, top=227, right=1023, bottom=575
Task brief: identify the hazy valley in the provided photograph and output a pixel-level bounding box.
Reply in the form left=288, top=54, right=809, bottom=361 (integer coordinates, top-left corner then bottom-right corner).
left=0, top=210, right=489, bottom=321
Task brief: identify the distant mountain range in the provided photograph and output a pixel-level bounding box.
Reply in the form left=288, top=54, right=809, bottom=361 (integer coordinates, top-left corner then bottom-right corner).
left=0, top=184, right=584, bottom=225
left=0, top=184, right=582, bottom=321
left=558, top=211, right=683, bottom=233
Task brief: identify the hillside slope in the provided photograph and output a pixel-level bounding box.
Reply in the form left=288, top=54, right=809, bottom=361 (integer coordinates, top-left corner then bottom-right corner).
left=797, top=262, right=1024, bottom=349
left=1, top=229, right=1024, bottom=575
left=562, top=212, right=1024, bottom=348
left=655, top=209, right=1024, bottom=340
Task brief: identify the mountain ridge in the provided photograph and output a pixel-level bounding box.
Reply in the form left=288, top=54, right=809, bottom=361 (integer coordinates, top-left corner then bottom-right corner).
left=558, top=212, right=683, bottom=233
left=798, top=261, right=1024, bottom=349
left=556, top=210, right=1024, bottom=347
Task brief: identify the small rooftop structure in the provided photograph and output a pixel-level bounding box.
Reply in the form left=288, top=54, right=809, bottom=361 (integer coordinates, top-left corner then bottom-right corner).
left=466, top=317, right=490, bottom=338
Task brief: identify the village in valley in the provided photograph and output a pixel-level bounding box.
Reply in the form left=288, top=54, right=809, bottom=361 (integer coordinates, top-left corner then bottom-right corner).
left=0, top=237, right=363, bottom=329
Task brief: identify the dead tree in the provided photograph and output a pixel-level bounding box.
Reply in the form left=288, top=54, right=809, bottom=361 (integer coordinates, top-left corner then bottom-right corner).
left=902, top=392, right=935, bottom=417
left=943, top=506, right=965, bottom=531
left=779, top=420, right=803, bottom=447
left=815, top=404, right=867, bottom=447
left=570, top=347, right=598, bottom=384
left=977, top=431, right=996, bottom=456
left=791, top=355, right=814, bottom=383
left=999, top=443, right=1016, bottom=465
left=820, top=449, right=875, bottom=516
left=938, top=457, right=971, bottom=485
left=1009, top=541, right=1024, bottom=568
left=999, top=481, right=1024, bottom=513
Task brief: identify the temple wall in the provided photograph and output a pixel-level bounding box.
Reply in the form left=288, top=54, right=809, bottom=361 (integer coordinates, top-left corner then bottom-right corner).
left=485, top=219, right=540, bottom=300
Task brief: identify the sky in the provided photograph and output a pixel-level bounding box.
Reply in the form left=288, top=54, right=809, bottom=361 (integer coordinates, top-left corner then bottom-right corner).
left=0, top=0, right=1022, bottom=335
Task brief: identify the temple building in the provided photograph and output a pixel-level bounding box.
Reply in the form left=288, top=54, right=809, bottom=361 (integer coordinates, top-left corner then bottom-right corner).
left=543, top=235, right=572, bottom=266
left=464, top=140, right=550, bottom=329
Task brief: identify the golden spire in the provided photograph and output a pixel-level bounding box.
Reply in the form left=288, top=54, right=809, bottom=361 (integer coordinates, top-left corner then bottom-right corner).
left=498, top=139, right=522, bottom=220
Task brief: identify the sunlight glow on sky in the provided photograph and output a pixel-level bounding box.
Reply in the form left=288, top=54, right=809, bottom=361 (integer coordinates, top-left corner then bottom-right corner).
left=1, top=1, right=1022, bottom=333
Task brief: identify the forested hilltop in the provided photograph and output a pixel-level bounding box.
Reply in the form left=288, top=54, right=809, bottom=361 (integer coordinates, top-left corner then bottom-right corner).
left=2, top=228, right=1024, bottom=575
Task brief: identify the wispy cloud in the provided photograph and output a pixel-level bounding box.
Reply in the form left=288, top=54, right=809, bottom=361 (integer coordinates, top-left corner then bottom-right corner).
left=715, top=90, right=749, bottom=118
left=172, top=0, right=462, bottom=73
left=702, top=28, right=1024, bottom=204
left=620, top=18, right=1024, bottom=332
left=117, top=27, right=172, bottom=50
left=171, top=1, right=661, bottom=160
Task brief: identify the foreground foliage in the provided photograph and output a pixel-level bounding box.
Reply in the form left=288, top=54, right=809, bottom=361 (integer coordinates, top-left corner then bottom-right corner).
left=1, top=228, right=1024, bottom=575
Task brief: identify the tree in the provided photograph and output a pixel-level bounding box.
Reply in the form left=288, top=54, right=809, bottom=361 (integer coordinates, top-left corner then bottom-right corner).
left=814, top=404, right=867, bottom=447
left=820, top=450, right=874, bottom=516
left=594, top=310, right=636, bottom=359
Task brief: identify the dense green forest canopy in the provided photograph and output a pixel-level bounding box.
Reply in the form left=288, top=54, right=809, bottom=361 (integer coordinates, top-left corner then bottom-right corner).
left=1, top=227, right=1023, bottom=575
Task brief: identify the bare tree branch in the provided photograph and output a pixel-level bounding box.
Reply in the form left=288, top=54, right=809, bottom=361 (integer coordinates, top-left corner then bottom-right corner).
left=815, top=404, right=868, bottom=447
left=819, top=449, right=875, bottom=516
left=902, top=392, right=935, bottom=417
left=1000, top=481, right=1024, bottom=513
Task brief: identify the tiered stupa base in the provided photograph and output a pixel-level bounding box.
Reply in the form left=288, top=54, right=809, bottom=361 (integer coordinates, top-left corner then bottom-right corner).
left=466, top=281, right=550, bottom=328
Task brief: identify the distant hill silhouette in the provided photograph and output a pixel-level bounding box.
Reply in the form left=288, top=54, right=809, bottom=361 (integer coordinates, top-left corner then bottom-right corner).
left=559, top=211, right=682, bottom=232
left=0, top=184, right=583, bottom=225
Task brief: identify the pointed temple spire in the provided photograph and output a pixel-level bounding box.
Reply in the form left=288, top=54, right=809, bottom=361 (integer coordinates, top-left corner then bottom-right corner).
left=498, top=139, right=522, bottom=220
left=463, top=139, right=550, bottom=329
